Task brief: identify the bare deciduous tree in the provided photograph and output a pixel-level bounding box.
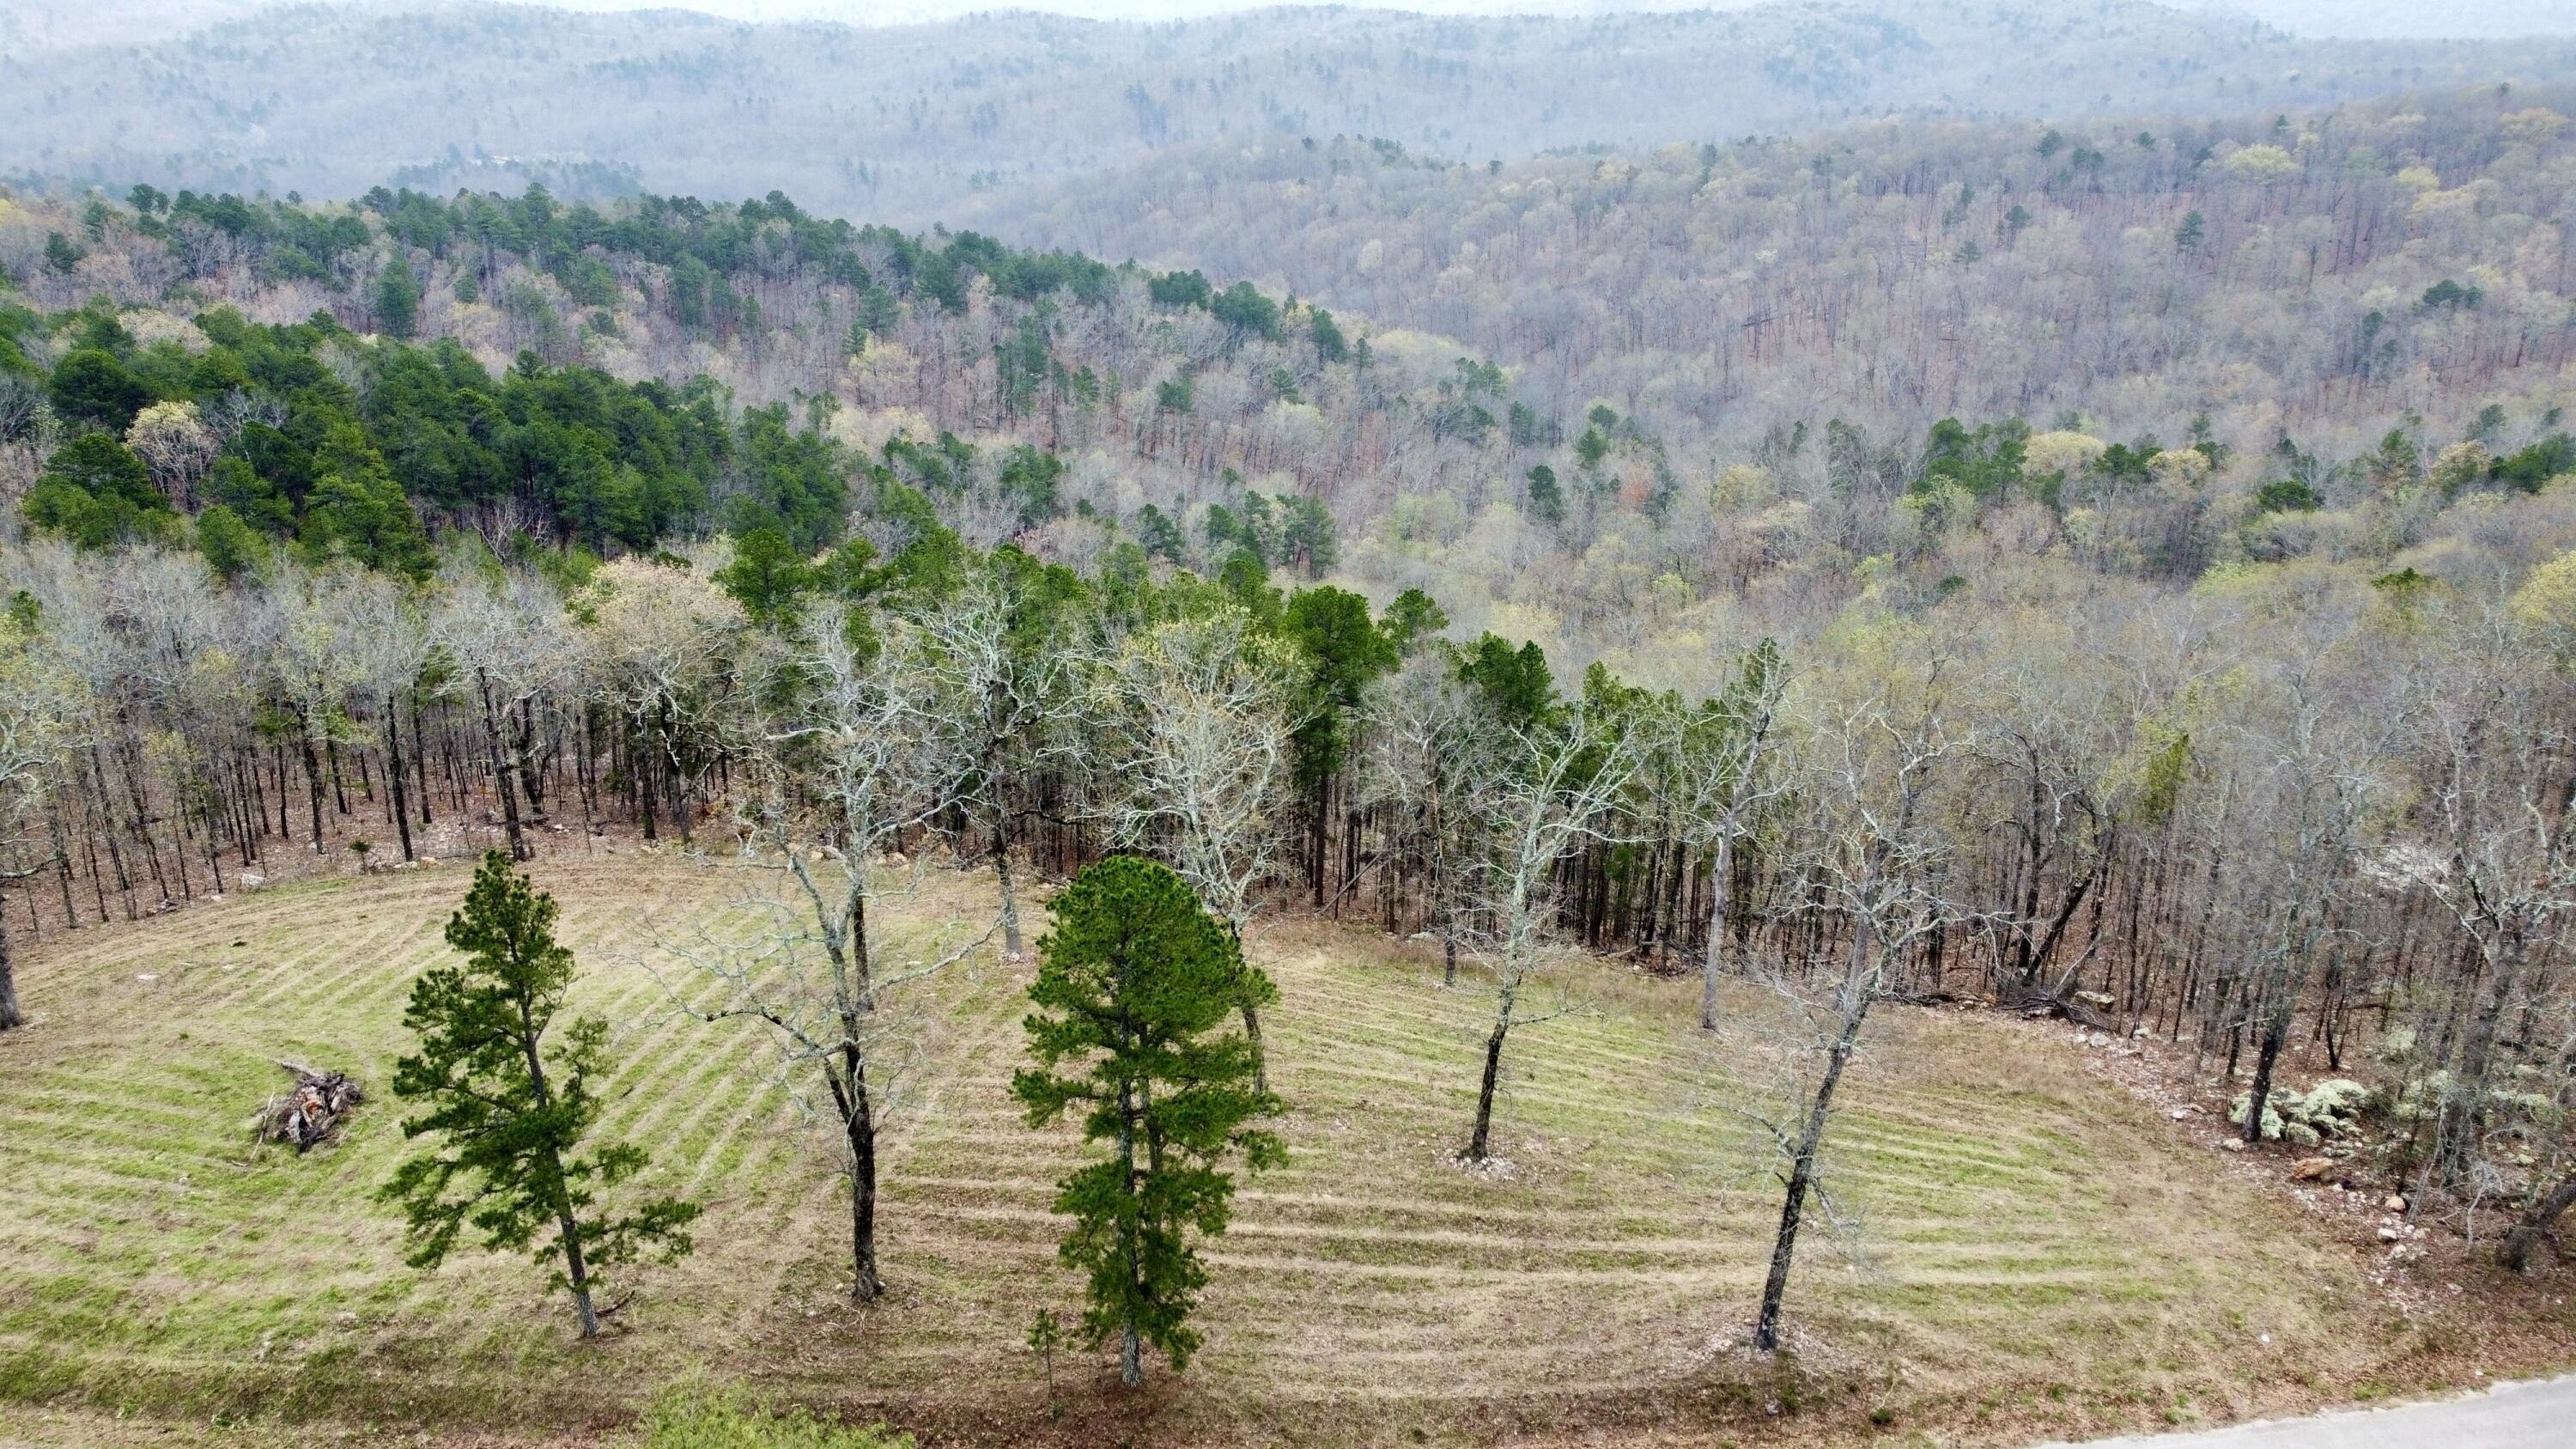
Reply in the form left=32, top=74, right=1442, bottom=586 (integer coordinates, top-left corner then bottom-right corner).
left=1752, top=675, right=1962, bottom=1351
left=903, top=562, right=1078, bottom=959
left=0, top=606, right=86, bottom=1028
left=1458, top=699, right=1649, bottom=1163
left=660, top=600, right=989, bottom=1300
left=1089, top=606, right=1308, bottom=1091
left=1356, top=649, right=1488, bottom=984
left=434, top=564, right=578, bottom=861
left=1668, top=639, right=1789, bottom=1030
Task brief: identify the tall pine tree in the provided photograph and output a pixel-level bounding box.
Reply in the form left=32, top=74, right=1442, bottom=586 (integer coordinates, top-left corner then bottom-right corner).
left=381, top=850, right=699, bottom=1336
left=1012, top=856, right=1284, bottom=1385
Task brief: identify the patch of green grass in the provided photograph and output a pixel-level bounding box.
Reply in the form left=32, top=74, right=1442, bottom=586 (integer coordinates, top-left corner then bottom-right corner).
left=636, top=1386, right=909, bottom=1448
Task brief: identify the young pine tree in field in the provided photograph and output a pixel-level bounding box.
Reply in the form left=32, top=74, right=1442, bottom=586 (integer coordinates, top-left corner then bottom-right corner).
left=382, top=850, right=700, bottom=1337
left=1012, top=856, right=1284, bottom=1386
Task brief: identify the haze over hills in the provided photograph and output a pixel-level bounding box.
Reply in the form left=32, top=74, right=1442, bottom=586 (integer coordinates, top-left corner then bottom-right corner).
left=6, top=0, right=2575, bottom=225
left=9, top=0, right=2576, bottom=53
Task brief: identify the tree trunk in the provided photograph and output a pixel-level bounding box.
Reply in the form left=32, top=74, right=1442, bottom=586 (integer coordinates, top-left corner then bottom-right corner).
left=2243, top=1001, right=2291, bottom=1145
left=1700, top=829, right=1735, bottom=1030
left=517, top=699, right=545, bottom=813
left=410, top=695, right=433, bottom=826
left=479, top=673, right=529, bottom=861
left=562, top=1213, right=603, bottom=1339
left=1753, top=1009, right=1862, bottom=1351
left=326, top=737, right=349, bottom=815
left=1464, top=1017, right=1509, bottom=1161
left=1118, top=1078, right=1144, bottom=1387
left=2503, top=1170, right=2576, bottom=1274
left=839, top=1055, right=883, bottom=1300
left=295, top=713, right=328, bottom=853
left=515, top=997, right=598, bottom=1338
left=0, top=915, right=21, bottom=1030
left=992, top=812, right=1024, bottom=958
left=1241, top=1000, right=1267, bottom=1097
left=1432, top=817, right=1458, bottom=987
left=384, top=694, right=415, bottom=862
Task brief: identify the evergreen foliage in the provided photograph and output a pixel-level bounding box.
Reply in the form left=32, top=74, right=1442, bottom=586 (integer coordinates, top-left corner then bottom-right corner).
left=1011, top=856, right=1285, bottom=1384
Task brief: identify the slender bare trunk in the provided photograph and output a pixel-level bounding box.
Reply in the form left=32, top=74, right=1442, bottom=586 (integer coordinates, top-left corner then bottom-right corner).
left=1753, top=1007, right=1863, bottom=1350
left=385, top=693, right=415, bottom=862
left=991, top=811, right=1024, bottom=957
left=1700, top=830, right=1735, bottom=1030
left=0, top=915, right=22, bottom=1030
left=478, top=673, right=528, bottom=861
left=1464, top=1015, right=1509, bottom=1161
left=834, top=1051, right=883, bottom=1300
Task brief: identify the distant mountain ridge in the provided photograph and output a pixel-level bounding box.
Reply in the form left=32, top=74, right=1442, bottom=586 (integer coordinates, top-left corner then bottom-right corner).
left=5, top=0, right=2573, bottom=223
left=10, top=1, right=2576, bottom=53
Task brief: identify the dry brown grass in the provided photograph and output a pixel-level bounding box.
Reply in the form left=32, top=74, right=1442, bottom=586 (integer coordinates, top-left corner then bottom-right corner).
left=3, top=852, right=2565, bottom=1447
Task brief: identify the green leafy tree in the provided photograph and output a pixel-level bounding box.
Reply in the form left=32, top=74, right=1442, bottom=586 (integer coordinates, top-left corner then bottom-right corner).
left=376, top=257, right=422, bottom=339
left=381, top=850, right=700, bottom=1337
left=1012, top=856, right=1285, bottom=1385
left=1210, top=281, right=1281, bottom=342
left=1281, top=585, right=1396, bottom=902
left=714, top=525, right=817, bottom=629
left=194, top=502, right=267, bottom=583
left=47, top=348, right=151, bottom=430
left=1525, top=464, right=1564, bottom=523
left=1308, top=307, right=1348, bottom=364
left=23, top=433, right=172, bottom=548
left=301, top=430, right=434, bottom=579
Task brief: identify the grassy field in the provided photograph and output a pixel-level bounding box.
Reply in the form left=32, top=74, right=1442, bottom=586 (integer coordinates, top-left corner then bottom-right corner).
left=0, top=849, right=2554, bottom=1446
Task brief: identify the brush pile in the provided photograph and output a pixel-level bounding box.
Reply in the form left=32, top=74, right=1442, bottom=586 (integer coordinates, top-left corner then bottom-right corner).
left=254, top=1062, right=364, bottom=1153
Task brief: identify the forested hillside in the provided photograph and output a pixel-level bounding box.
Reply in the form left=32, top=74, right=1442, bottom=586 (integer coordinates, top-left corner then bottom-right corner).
left=979, top=83, right=2576, bottom=467
left=15, top=84, right=2576, bottom=664
left=5, top=0, right=2571, bottom=223
left=16, top=42, right=2576, bottom=1441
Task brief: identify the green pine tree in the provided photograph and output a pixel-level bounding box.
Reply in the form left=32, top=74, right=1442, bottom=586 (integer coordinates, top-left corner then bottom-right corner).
left=376, top=257, right=421, bottom=340
left=381, top=850, right=699, bottom=1337
left=1012, top=856, right=1285, bottom=1385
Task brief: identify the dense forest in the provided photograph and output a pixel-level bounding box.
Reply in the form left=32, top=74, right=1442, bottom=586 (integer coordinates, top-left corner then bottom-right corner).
left=8, top=0, right=2576, bottom=223
left=16, top=83, right=2576, bottom=670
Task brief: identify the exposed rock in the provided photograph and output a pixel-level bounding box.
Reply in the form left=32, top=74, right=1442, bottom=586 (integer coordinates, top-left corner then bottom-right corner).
left=2293, top=1157, right=2336, bottom=1181
left=2220, top=1137, right=2246, bottom=1153
left=2384, top=1194, right=2408, bottom=1213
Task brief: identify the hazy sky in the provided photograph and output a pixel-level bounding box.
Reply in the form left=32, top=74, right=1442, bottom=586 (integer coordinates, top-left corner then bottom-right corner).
left=541, top=0, right=2576, bottom=35
left=7, top=0, right=2575, bottom=54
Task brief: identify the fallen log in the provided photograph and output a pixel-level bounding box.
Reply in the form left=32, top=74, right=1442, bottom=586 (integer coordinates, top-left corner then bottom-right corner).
left=254, top=1061, right=364, bottom=1154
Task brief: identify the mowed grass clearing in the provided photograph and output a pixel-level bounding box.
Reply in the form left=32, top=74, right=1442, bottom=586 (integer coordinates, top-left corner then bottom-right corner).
left=0, top=852, right=2463, bottom=1445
